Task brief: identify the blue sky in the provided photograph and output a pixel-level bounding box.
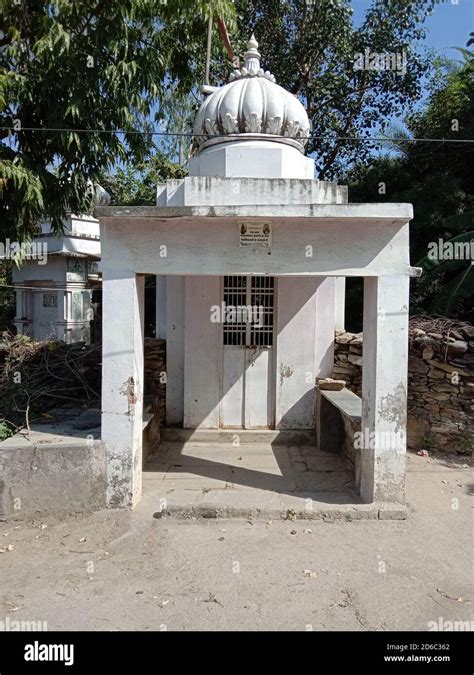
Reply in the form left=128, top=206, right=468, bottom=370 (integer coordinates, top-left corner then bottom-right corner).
left=346, top=0, right=474, bottom=155
left=352, top=0, right=473, bottom=57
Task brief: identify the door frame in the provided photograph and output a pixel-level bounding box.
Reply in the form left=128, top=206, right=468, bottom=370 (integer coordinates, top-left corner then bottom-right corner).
left=219, top=275, right=277, bottom=429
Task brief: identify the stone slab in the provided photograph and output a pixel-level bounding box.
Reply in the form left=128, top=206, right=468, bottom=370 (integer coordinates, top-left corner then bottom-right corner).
left=142, top=442, right=407, bottom=521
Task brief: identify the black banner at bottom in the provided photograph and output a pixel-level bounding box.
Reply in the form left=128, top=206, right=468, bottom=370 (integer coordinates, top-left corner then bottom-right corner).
left=0, top=631, right=471, bottom=673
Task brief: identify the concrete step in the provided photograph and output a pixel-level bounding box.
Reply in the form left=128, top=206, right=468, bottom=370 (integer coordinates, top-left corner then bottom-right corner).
left=161, top=428, right=316, bottom=446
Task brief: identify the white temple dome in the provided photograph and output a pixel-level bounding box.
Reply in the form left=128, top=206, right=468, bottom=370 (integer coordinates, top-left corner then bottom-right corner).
left=193, top=35, right=311, bottom=155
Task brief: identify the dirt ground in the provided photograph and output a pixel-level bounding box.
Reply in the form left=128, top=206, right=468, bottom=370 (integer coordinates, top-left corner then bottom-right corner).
left=0, top=452, right=472, bottom=631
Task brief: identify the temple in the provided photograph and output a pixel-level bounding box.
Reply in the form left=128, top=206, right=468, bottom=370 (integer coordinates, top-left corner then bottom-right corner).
left=96, top=37, right=414, bottom=511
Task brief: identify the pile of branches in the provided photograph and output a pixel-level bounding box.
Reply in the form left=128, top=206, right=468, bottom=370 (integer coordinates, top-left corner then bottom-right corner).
left=408, top=316, right=473, bottom=364
left=0, top=332, right=101, bottom=432
left=409, top=315, right=473, bottom=340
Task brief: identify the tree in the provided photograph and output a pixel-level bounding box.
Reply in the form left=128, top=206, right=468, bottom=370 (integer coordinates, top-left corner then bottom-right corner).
left=348, top=48, right=474, bottom=324
left=224, top=0, right=437, bottom=179
left=98, top=151, right=187, bottom=206
left=0, top=0, right=235, bottom=240
left=415, top=218, right=474, bottom=318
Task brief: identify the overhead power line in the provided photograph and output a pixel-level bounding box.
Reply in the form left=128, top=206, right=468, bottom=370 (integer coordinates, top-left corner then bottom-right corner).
left=1, top=126, right=474, bottom=144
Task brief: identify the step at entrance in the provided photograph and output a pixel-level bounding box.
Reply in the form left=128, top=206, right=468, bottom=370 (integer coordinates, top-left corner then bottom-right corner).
left=161, top=428, right=316, bottom=445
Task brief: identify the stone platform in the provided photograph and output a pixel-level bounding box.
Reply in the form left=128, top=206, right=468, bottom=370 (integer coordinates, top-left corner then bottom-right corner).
left=140, top=439, right=406, bottom=520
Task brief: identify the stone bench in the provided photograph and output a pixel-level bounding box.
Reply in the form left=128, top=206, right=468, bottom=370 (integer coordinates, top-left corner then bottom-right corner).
left=316, top=387, right=362, bottom=491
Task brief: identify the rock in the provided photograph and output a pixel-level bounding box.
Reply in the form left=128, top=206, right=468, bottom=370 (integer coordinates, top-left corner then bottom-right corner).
left=408, top=356, right=429, bottom=374
left=335, top=332, right=357, bottom=344
left=431, top=425, right=457, bottom=434
left=347, top=354, right=363, bottom=366
left=461, top=325, right=474, bottom=339
left=426, top=359, right=474, bottom=377
left=407, top=417, right=428, bottom=446
left=427, top=367, right=445, bottom=380
left=422, top=346, right=434, bottom=360
left=333, top=364, right=357, bottom=375
left=432, top=384, right=459, bottom=393
left=446, top=340, right=468, bottom=354
left=317, top=378, right=346, bottom=391
left=427, top=392, right=451, bottom=401
left=414, top=335, right=436, bottom=346
left=424, top=404, right=441, bottom=413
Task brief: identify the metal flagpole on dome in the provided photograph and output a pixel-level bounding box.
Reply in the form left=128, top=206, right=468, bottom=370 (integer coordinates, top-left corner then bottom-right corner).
left=204, top=15, right=240, bottom=88
left=205, top=16, right=213, bottom=86
left=216, top=17, right=240, bottom=68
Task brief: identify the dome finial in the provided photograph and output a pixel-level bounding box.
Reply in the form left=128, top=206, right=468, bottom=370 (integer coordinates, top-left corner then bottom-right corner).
left=243, top=33, right=261, bottom=76
left=248, top=33, right=259, bottom=52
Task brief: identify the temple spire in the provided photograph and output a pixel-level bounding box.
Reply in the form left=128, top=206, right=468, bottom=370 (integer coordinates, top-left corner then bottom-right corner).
left=243, top=34, right=262, bottom=76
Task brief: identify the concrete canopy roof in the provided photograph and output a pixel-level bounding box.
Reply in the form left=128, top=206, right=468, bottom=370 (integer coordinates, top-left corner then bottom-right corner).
left=95, top=202, right=413, bottom=223
left=95, top=202, right=415, bottom=278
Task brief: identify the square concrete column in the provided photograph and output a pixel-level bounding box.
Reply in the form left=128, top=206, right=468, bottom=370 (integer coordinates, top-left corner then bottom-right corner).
left=361, top=275, right=409, bottom=504
left=102, top=271, right=145, bottom=508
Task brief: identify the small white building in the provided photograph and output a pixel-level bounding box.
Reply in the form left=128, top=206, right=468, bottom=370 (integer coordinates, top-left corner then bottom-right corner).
left=96, top=37, right=414, bottom=510
left=12, top=206, right=105, bottom=344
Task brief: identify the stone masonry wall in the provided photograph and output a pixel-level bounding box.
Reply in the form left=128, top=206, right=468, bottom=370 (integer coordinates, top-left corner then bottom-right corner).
left=333, top=321, right=474, bottom=455
left=144, top=337, right=166, bottom=426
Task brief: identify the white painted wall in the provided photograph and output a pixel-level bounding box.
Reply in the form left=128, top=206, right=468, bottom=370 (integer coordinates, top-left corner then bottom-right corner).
left=99, top=211, right=412, bottom=279
left=12, top=256, right=66, bottom=283
left=335, top=277, right=346, bottom=332
left=314, top=277, right=337, bottom=379
left=155, top=276, right=167, bottom=340
left=12, top=250, right=97, bottom=343
left=188, top=140, right=315, bottom=179
left=158, top=177, right=347, bottom=208
left=183, top=276, right=221, bottom=428
left=165, top=276, right=185, bottom=425
left=275, top=277, right=335, bottom=429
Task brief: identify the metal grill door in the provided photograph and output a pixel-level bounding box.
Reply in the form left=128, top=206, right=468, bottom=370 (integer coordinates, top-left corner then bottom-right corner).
left=221, top=276, right=275, bottom=429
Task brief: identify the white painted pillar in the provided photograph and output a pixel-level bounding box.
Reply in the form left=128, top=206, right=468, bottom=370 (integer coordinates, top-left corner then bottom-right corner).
left=101, top=271, right=145, bottom=508
left=361, top=275, right=409, bottom=504
left=334, top=276, right=345, bottom=332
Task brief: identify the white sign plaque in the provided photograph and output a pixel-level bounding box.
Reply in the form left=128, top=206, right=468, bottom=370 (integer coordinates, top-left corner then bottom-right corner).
left=239, top=221, right=272, bottom=247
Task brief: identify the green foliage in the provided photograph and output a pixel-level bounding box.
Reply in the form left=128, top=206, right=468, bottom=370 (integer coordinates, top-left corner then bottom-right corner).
left=415, top=225, right=474, bottom=318
left=0, top=0, right=235, bottom=240
left=98, top=152, right=187, bottom=206
left=0, top=420, right=14, bottom=441
left=226, top=0, right=436, bottom=179
left=349, top=51, right=474, bottom=323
